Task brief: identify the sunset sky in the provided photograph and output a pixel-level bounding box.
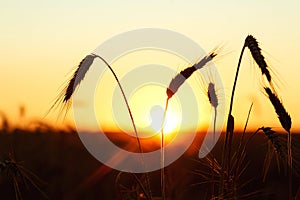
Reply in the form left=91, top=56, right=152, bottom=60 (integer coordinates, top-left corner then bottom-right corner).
left=1, top=0, right=300, bottom=132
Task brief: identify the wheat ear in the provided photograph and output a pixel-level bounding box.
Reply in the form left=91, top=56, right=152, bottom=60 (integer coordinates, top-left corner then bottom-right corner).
left=264, top=87, right=292, bottom=199
left=245, top=35, right=272, bottom=82
left=48, top=54, right=97, bottom=117
left=53, top=54, right=152, bottom=199
left=166, top=52, right=217, bottom=99
left=161, top=50, right=217, bottom=200
left=261, top=127, right=283, bottom=157
left=264, top=87, right=291, bottom=133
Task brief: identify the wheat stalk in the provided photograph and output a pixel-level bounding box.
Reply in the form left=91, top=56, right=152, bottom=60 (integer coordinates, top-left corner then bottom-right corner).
left=160, top=50, right=217, bottom=200
left=225, top=35, right=273, bottom=158
left=223, top=41, right=246, bottom=181
left=54, top=53, right=143, bottom=154
left=160, top=99, right=168, bottom=200
left=52, top=54, right=152, bottom=199
left=264, top=87, right=292, bottom=199
left=207, top=82, right=218, bottom=199
left=222, top=35, right=273, bottom=196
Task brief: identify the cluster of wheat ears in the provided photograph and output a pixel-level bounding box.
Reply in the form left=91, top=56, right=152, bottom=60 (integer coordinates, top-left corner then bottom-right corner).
left=55, top=35, right=294, bottom=199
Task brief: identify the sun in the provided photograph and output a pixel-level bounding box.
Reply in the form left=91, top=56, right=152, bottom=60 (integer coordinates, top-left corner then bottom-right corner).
left=164, top=111, right=180, bottom=134
left=149, top=106, right=179, bottom=134
left=128, top=84, right=182, bottom=137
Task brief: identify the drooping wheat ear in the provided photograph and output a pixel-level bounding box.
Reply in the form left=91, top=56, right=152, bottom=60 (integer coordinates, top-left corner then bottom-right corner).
left=48, top=54, right=97, bottom=115
left=52, top=54, right=152, bottom=199
left=64, top=54, right=97, bottom=102
left=166, top=51, right=217, bottom=99
left=264, top=87, right=292, bottom=199
left=261, top=127, right=283, bottom=156
left=264, top=87, right=291, bottom=133
left=245, top=35, right=272, bottom=82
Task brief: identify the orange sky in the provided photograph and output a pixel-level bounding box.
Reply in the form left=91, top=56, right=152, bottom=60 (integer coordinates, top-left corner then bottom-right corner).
left=1, top=0, right=300, bottom=132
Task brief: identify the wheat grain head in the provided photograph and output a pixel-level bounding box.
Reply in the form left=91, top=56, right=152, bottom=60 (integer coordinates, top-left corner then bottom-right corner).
left=207, top=82, right=218, bottom=108
left=264, top=87, right=291, bottom=133
left=261, top=127, right=283, bottom=156
left=166, top=51, right=217, bottom=99
left=245, top=35, right=272, bottom=82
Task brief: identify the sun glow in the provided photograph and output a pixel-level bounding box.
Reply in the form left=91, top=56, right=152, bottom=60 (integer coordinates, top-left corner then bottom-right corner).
left=149, top=106, right=180, bottom=135
left=94, top=49, right=203, bottom=134
left=128, top=85, right=182, bottom=137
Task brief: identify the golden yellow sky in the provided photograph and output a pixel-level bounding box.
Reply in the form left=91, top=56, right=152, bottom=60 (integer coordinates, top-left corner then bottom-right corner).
left=1, top=0, right=300, bottom=132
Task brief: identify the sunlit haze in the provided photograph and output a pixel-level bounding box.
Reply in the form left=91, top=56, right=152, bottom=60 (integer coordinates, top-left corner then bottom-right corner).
left=1, top=0, right=300, bottom=132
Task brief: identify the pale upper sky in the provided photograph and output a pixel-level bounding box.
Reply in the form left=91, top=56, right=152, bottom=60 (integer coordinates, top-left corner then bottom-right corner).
left=1, top=0, right=300, bottom=132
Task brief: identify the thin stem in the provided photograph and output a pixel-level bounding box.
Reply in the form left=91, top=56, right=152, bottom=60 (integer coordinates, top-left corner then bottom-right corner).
left=227, top=44, right=246, bottom=166
left=288, top=131, right=292, bottom=200
left=242, top=103, right=253, bottom=139
left=238, top=103, right=253, bottom=151
left=95, top=55, right=140, bottom=151
left=220, top=44, right=246, bottom=196
left=161, top=98, right=169, bottom=200
left=234, top=103, right=254, bottom=180
left=211, top=107, right=217, bottom=199
left=94, top=55, right=152, bottom=200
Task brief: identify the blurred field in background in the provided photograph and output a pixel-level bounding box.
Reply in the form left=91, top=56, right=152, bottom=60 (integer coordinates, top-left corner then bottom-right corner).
left=0, top=123, right=299, bottom=200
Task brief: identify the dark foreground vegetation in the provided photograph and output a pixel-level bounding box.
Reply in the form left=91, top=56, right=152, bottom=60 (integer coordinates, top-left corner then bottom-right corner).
left=0, top=124, right=299, bottom=200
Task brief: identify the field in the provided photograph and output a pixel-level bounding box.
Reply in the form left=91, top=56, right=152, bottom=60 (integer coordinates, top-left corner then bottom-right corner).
left=0, top=125, right=299, bottom=199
